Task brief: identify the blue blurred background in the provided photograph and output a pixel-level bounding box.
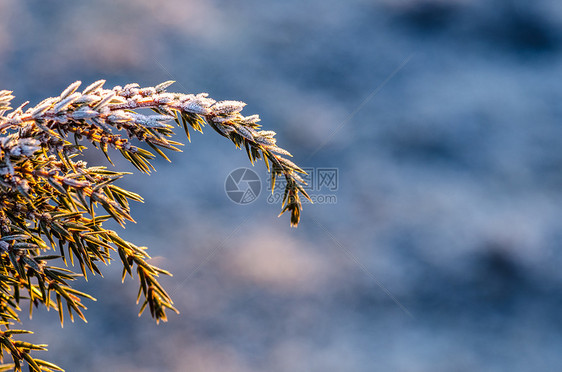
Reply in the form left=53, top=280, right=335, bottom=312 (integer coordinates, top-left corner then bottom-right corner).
left=2, top=0, right=562, bottom=370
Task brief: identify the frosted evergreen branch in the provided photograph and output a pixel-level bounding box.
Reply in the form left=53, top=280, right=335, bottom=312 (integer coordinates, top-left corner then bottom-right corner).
left=0, top=81, right=309, bottom=225
left=0, top=80, right=308, bottom=371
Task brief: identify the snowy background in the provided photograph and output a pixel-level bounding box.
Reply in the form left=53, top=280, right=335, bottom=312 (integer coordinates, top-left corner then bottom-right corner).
left=2, top=0, right=562, bottom=371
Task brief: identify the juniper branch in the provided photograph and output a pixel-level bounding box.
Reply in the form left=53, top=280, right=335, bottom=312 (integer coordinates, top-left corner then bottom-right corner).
left=0, top=81, right=309, bottom=371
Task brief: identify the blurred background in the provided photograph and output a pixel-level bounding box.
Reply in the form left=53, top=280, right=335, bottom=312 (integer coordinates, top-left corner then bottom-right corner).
left=2, top=0, right=562, bottom=370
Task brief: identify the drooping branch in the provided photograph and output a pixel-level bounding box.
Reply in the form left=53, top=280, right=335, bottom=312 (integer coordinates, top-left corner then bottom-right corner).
left=0, top=81, right=309, bottom=371
left=0, top=81, right=309, bottom=225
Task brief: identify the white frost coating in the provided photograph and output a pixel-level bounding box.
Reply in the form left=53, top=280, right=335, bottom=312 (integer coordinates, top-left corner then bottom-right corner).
left=53, top=93, right=82, bottom=113
left=182, top=101, right=211, bottom=115
left=59, top=81, right=82, bottom=100
left=72, top=109, right=100, bottom=120
left=212, top=100, right=246, bottom=114
left=82, top=79, right=106, bottom=95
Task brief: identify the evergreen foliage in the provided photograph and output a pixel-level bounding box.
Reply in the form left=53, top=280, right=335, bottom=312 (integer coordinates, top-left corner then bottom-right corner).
left=0, top=81, right=308, bottom=371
